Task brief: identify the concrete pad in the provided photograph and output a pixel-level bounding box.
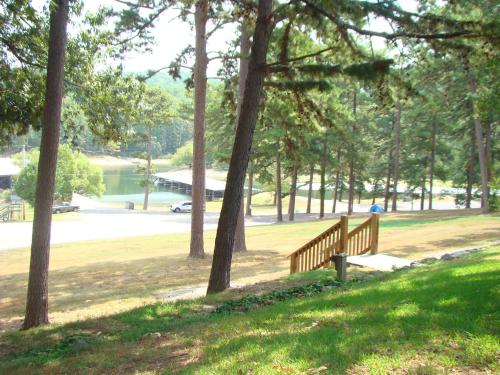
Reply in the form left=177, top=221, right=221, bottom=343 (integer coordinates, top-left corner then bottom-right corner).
left=347, top=254, right=412, bottom=271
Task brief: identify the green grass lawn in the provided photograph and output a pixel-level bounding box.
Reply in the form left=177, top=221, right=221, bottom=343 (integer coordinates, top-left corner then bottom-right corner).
left=1, top=246, right=498, bottom=374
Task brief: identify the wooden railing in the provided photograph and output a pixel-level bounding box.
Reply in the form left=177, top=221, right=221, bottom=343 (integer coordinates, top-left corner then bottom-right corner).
left=346, top=215, right=379, bottom=256
left=289, top=213, right=380, bottom=274
left=0, top=204, right=9, bottom=221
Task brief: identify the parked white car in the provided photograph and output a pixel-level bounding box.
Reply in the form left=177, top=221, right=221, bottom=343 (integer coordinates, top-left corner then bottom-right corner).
left=170, top=201, right=192, bottom=213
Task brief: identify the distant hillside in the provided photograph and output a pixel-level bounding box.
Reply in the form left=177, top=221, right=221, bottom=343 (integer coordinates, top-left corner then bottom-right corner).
left=146, top=71, right=190, bottom=100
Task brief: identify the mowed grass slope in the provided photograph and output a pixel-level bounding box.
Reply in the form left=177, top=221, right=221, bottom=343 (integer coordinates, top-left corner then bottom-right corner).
left=0, top=210, right=499, bottom=330
left=0, top=247, right=498, bottom=374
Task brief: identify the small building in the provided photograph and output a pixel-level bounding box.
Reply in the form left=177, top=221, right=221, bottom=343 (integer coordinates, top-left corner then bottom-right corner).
left=153, top=171, right=225, bottom=201
left=0, top=158, right=20, bottom=190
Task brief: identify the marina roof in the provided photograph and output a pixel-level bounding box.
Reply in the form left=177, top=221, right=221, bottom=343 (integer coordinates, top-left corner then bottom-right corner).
left=154, top=171, right=226, bottom=192
left=0, top=158, right=20, bottom=176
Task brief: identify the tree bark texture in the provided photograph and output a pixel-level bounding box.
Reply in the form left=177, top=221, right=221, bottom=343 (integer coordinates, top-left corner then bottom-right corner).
left=420, top=177, right=426, bottom=211
left=466, top=123, right=475, bottom=209
left=288, top=164, right=298, bottom=221
left=319, top=132, right=327, bottom=218
left=233, top=22, right=251, bottom=253
left=391, top=101, right=401, bottom=212
left=464, top=57, right=489, bottom=212
left=143, top=126, right=152, bottom=210
left=306, top=163, right=313, bottom=214
left=348, top=90, right=357, bottom=215
left=245, top=161, right=253, bottom=216
left=190, top=0, right=208, bottom=258
left=332, top=167, right=340, bottom=213
left=275, top=145, right=283, bottom=222
left=206, top=0, right=274, bottom=294
left=428, top=116, right=437, bottom=210
left=23, top=0, right=69, bottom=330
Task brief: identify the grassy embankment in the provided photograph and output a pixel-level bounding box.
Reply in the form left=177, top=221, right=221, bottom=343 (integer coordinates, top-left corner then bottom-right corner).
left=0, top=209, right=498, bottom=332
left=0, top=246, right=498, bottom=374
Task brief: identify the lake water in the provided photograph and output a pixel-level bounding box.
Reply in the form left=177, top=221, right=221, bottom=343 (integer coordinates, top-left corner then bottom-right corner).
left=97, top=165, right=190, bottom=205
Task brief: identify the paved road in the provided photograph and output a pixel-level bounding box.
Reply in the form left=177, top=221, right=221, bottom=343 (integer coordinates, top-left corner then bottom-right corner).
left=0, top=208, right=277, bottom=251
left=0, top=197, right=477, bottom=251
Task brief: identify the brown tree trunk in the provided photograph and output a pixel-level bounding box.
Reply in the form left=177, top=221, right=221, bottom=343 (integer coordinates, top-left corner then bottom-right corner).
left=276, top=145, right=283, bottom=222
left=233, top=21, right=251, bottom=253
left=384, top=166, right=391, bottom=212
left=332, top=163, right=340, bottom=213
left=288, top=164, right=298, bottom=221
left=338, top=177, right=344, bottom=202
left=306, top=163, right=313, bottom=214
left=143, top=126, right=152, bottom=210
left=465, top=123, right=475, bottom=209
left=23, top=0, right=69, bottom=330
left=245, top=160, right=253, bottom=216
left=484, top=118, right=492, bottom=200
left=420, top=177, right=426, bottom=211
left=190, top=0, right=208, bottom=258
left=391, top=101, right=401, bottom=212
left=428, top=116, right=437, bottom=210
left=348, top=90, right=357, bottom=215
left=463, top=57, right=489, bottom=212
left=206, top=0, right=274, bottom=294
left=319, top=132, right=328, bottom=218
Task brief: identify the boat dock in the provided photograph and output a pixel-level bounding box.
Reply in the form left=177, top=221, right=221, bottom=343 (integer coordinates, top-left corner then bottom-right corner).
left=153, top=171, right=225, bottom=201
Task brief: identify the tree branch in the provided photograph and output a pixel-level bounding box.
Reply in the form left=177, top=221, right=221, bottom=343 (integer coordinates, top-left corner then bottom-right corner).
left=299, top=0, right=482, bottom=40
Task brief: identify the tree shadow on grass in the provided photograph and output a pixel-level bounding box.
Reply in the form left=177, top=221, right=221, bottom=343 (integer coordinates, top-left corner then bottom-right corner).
left=179, top=252, right=499, bottom=374
left=0, top=249, right=287, bottom=330
left=382, top=226, right=500, bottom=259
left=0, top=251, right=498, bottom=374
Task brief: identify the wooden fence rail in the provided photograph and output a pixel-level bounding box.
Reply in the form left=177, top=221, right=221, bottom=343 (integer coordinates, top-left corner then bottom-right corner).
left=289, top=213, right=379, bottom=274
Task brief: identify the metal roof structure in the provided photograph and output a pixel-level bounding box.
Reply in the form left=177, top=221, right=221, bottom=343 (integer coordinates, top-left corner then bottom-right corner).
left=153, top=171, right=226, bottom=192
left=0, top=158, right=20, bottom=176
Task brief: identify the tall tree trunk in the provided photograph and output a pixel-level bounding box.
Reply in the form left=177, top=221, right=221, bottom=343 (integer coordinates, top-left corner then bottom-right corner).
left=245, top=160, right=253, bottom=216
left=338, top=176, right=344, bottom=202
left=428, top=116, right=437, bottom=210
left=348, top=90, right=357, bottom=215
left=371, top=181, right=377, bottom=205
left=306, top=163, right=313, bottom=214
left=233, top=21, right=251, bottom=253
left=391, top=101, right=401, bottom=212
left=463, top=57, right=489, bottom=212
left=332, top=158, right=340, bottom=213
left=420, top=177, right=426, bottom=211
left=190, top=0, right=208, bottom=258
left=276, top=145, right=283, bottom=222
left=384, top=147, right=392, bottom=212
left=288, top=164, right=298, bottom=221
left=465, top=123, right=475, bottom=209
left=143, top=126, right=152, bottom=210
left=319, top=132, right=328, bottom=218
left=206, top=0, right=274, bottom=294
left=23, top=0, right=69, bottom=330
left=484, top=118, right=492, bottom=200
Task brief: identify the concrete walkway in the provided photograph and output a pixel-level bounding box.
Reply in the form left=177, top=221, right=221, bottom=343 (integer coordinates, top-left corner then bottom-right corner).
left=348, top=254, right=413, bottom=271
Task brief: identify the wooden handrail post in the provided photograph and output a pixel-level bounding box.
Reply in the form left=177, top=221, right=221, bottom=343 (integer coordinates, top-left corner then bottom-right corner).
left=340, top=215, right=348, bottom=254
left=370, top=213, right=380, bottom=254
left=290, top=253, right=298, bottom=274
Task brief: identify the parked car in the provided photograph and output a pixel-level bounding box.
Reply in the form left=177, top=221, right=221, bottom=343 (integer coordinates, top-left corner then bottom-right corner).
left=170, top=201, right=192, bottom=213
left=52, top=202, right=80, bottom=214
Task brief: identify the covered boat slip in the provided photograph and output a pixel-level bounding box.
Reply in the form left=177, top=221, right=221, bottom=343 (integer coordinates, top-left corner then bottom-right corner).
left=153, top=171, right=225, bottom=201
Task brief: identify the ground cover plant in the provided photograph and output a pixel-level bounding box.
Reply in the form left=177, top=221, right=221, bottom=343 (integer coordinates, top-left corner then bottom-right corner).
left=0, top=210, right=498, bottom=331
left=0, top=246, right=498, bottom=374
